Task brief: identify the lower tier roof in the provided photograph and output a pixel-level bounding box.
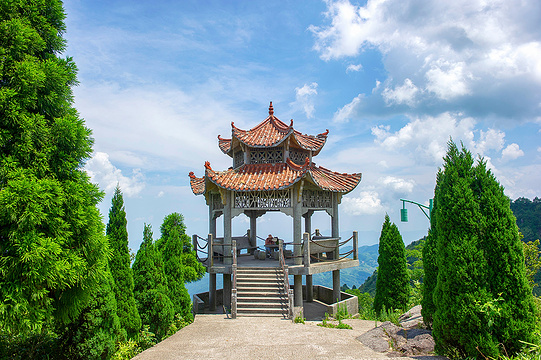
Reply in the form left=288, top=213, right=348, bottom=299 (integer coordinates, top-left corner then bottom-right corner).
left=189, top=158, right=361, bottom=195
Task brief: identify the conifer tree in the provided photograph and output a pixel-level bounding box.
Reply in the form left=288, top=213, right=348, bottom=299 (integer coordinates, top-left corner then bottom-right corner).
left=421, top=196, right=438, bottom=326
left=60, top=265, right=122, bottom=359
left=133, top=224, right=174, bottom=341
left=0, top=0, right=109, bottom=337
left=106, top=186, right=141, bottom=339
left=431, top=141, right=538, bottom=358
left=374, top=215, right=409, bottom=314
left=156, top=213, right=205, bottom=321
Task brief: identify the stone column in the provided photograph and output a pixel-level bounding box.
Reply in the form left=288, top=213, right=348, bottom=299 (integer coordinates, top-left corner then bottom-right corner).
left=306, top=274, right=313, bottom=302
left=249, top=211, right=257, bottom=251
left=224, top=190, right=232, bottom=266
left=294, top=275, right=303, bottom=307
left=209, top=272, right=216, bottom=311
left=223, top=274, right=231, bottom=311
left=293, top=185, right=302, bottom=266
left=333, top=269, right=341, bottom=303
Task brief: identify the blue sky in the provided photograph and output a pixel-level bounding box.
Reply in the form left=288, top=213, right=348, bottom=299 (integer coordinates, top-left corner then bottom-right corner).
left=63, top=0, right=541, bottom=252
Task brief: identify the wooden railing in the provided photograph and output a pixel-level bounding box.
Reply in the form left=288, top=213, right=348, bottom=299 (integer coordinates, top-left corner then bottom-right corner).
left=278, top=239, right=293, bottom=319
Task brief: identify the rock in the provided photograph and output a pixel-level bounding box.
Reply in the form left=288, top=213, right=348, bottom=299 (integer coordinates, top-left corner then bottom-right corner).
left=356, top=306, right=438, bottom=358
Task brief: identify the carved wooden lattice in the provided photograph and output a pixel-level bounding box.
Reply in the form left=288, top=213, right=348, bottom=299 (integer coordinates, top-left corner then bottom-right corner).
left=302, top=190, right=332, bottom=208
left=289, top=148, right=308, bottom=165
left=234, top=190, right=291, bottom=209
left=249, top=147, right=283, bottom=164
left=234, top=150, right=244, bottom=168
left=212, top=193, right=224, bottom=210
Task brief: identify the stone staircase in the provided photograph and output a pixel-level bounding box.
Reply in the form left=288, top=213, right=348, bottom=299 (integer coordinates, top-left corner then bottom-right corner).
left=236, top=267, right=288, bottom=317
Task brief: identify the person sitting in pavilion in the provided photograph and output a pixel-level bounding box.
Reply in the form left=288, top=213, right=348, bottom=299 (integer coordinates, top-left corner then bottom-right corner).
left=265, top=234, right=276, bottom=258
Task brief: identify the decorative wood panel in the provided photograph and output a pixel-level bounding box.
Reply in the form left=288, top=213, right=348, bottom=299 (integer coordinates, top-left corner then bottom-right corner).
left=290, top=148, right=308, bottom=165
left=234, top=190, right=291, bottom=209
left=302, top=190, right=332, bottom=209
left=234, top=150, right=244, bottom=168
left=249, top=147, right=283, bottom=164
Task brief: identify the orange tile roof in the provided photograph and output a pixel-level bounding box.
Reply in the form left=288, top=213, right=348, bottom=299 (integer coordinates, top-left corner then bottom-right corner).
left=188, top=159, right=362, bottom=194
left=307, top=166, right=362, bottom=193
left=218, top=135, right=231, bottom=154
left=217, top=102, right=328, bottom=155
left=188, top=172, right=205, bottom=195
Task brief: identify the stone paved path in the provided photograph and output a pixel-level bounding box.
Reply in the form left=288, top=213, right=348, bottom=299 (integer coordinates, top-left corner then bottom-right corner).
left=133, top=315, right=417, bottom=360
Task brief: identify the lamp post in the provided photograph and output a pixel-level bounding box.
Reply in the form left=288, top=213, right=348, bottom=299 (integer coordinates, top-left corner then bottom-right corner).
left=400, top=198, right=433, bottom=222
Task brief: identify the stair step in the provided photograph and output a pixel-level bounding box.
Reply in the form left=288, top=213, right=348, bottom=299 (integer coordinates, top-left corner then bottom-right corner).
left=237, top=296, right=287, bottom=303
left=237, top=301, right=286, bottom=308
left=237, top=307, right=286, bottom=315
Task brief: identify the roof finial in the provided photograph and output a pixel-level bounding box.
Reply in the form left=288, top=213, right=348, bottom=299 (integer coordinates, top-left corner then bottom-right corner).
left=269, top=101, right=274, bottom=116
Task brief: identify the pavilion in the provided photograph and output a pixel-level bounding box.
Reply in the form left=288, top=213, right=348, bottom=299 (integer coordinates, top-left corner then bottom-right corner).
left=189, top=102, right=362, bottom=317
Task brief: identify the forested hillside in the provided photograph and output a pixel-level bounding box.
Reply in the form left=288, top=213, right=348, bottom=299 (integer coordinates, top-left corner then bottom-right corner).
left=511, top=197, right=541, bottom=243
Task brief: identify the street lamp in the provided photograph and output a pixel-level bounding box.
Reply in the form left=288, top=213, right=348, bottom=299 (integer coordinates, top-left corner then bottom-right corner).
left=400, top=198, right=433, bottom=222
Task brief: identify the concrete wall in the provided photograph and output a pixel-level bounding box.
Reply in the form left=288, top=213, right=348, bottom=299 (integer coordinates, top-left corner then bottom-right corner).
left=302, top=285, right=358, bottom=317
left=193, top=289, right=224, bottom=314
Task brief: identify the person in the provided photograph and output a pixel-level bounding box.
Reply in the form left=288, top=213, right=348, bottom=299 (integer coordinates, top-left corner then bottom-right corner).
left=265, top=234, right=275, bottom=258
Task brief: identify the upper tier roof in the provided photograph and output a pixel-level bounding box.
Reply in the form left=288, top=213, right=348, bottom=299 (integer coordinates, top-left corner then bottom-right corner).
left=218, top=102, right=328, bottom=156
left=189, top=158, right=362, bottom=195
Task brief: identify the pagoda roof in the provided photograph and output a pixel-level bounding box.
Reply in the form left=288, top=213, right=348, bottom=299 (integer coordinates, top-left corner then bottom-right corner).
left=189, top=158, right=362, bottom=194
left=218, top=102, right=328, bottom=156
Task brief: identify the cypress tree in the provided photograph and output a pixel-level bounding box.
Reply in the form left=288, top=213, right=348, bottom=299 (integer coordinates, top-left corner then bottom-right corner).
left=106, top=186, right=141, bottom=339
left=473, top=159, right=537, bottom=355
left=60, top=265, right=122, bottom=359
left=0, top=0, right=109, bottom=337
left=133, top=224, right=174, bottom=341
left=374, top=214, right=409, bottom=314
left=421, top=192, right=438, bottom=326
left=431, top=141, right=538, bottom=358
left=156, top=213, right=205, bottom=321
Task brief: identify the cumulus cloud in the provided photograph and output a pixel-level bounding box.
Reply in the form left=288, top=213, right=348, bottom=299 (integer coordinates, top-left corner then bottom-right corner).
left=381, top=176, right=415, bottom=194
left=342, top=191, right=384, bottom=215
left=382, top=78, right=419, bottom=106
left=501, top=143, right=524, bottom=162
left=292, top=82, right=318, bottom=118
left=310, top=0, right=541, bottom=121
left=85, top=152, right=145, bottom=197
left=333, top=93, right=363, bottom=123
left=346, top=63, right=363, bottom=72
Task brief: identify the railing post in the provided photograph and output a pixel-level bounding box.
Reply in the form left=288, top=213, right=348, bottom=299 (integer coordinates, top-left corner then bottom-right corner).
left=278, top=239, right=283, bottom=266
left=303, top=232, right=310, bottom=268
left=288, top=288, right=294, bottom=320
left=208, top=233, right=213, bottom=267
left=353, top=231, right=358, bottom=260
left=232, top=239, right=237, bottom=319
left=192, top=234, right=197, bottom=252
left=231, top=288, right=237, bottom=319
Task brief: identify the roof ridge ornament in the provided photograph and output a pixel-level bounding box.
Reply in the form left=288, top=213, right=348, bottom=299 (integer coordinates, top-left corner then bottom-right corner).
left=317, top=129, right=329, bottom=137
left=204, top=161, right=212, bottom=171
left=269, top=101, right=274, bottom=116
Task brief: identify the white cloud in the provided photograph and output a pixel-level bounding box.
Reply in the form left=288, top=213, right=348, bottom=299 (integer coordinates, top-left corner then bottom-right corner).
left=425, top=61, right=471, bottom=100
left=310, top=0, right=541, bottom=121
left=157, top=191, right=165, bottom=198
left=475, top=129, right=505, bottom=155
left=342, top=191, right=384, bottom=215
left=537, top=147, right=541, bottom=152
left=85, top=152, right=145, bottom=197
left=381, top=176, right=415, bottom=193
left=333, top=93, right=363, bottom=123
left=501, top=143, right=524, bottom=162
left=346, top=63, right=363, bottom=72
left=382, top=78, right=419, bottom=106
left=371, top=112, right=476, bottom=165
left=293, top=82, right=318, bottom=118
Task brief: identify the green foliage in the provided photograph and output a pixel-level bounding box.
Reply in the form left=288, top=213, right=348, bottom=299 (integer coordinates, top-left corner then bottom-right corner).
left=357, top=270, right=377, bottom=296
left=524, top=240, right=541, bottom=290
left=511, top=197, right=541, bottom=243
left=166, top=314, right=191, bottom=337
left=137, top=326, right=157, bottom=351
left=430, top=141, right=538, bottom=359
left=133, top=224, right=174, bottom=341
left=106, top=186, right=141, bottom=339
left=421, top=226, right=438, bottom=326
left=294, top=311, right=305, bottom=324
left=0, top=0, right=109, bottom=341
left=374, top=215, right=410, bottom=315
left=111, top=339, right=140, bottom=360
left=59, top=266, right=123, bottom=359
left=156, top=213, right=205, bottom=319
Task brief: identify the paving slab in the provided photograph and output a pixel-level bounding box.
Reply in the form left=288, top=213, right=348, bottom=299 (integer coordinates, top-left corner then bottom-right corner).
left=133, top=315, right=417, bottom=360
